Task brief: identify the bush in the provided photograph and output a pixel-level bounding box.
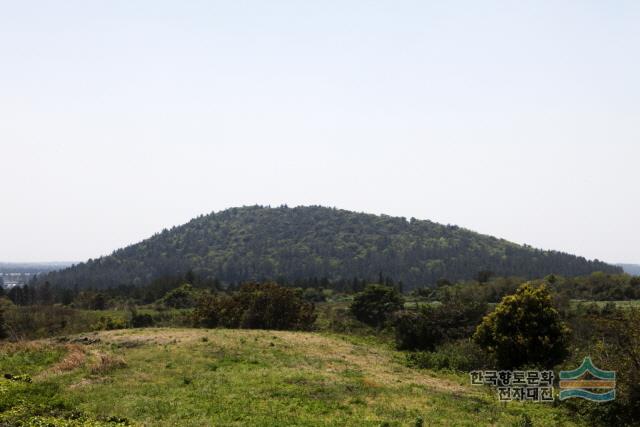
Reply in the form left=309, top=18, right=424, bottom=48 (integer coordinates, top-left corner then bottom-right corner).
left=4, top=305, right=85, bottom=339
left=395, top=297, right=487, bottom=351
left=130, top=312, right=154, bottom=328
left=194, top=283, right=317, bottom=331
left=301, top=287, right=326, bottom=303
left=406, top=340, right=491, bottom=372
left=161, top=284, right=198, bottom=308
left=193, top=293, right=222, bottom=328
left=315, top=302, right=383, bottom=336
left=93, top=316, right=127, bottom=331
left=565, top=307, right=640, bottom=425
left=350, top=285, right=403, bottom=327
left=395, top=310, right=441, bottom=351
left=473, top=283, right=569, bottom=369
left=516, top=414, right=533, bottom=427
left=91, top=293, right=108, bottom=310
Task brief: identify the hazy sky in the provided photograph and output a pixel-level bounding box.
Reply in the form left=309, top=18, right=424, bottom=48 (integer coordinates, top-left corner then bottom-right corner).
left=1, top=1, right=639, bottom=264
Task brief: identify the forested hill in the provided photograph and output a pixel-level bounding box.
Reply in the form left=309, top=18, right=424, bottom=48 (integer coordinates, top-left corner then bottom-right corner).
left=38, top=205, right=621, bottom=290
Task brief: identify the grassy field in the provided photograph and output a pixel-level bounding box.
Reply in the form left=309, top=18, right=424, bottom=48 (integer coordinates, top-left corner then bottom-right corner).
left=570, top=299, right=640, bottom=309
left=1, top=328, right=583, bottom=426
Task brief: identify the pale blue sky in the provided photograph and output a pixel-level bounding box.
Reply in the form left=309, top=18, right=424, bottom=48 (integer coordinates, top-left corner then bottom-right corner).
left=1, top=1, right=639, bottom=263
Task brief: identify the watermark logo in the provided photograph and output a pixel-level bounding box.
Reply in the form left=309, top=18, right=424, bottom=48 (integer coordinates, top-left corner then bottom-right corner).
left=470, top=370, right=554, bottom=402
left=559, top=357, right=616, bottom=402
left=470, top=357, right=616, bottom=403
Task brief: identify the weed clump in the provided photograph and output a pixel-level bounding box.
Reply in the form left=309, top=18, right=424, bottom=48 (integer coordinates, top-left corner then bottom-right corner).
left=90, top=353, right=127, bottom=375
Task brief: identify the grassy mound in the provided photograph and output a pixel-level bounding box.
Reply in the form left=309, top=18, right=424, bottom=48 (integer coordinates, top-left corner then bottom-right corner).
left=2, top=328, right=582, bottom=426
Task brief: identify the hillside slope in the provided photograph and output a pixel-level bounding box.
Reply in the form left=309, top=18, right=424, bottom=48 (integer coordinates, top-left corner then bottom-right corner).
left=0, top=328, right=583, bottom=426
left=40, top=205, right=620, bottom=289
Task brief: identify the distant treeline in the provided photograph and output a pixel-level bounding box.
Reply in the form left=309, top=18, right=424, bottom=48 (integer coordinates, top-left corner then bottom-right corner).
left=33, top=206, right=620, bottom=290
left=4, top=270, right=639, bottom=309
left=421, top=272, right=640, bottom=303
left=4, top=271, right=386, bottom=308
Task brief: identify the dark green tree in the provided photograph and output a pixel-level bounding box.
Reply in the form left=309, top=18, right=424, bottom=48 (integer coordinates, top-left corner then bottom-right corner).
left=582, top=308, right=640, bottom=425
left=184, top=270, right=196, bottom=284
left=91, top=293, right=107, bottom=310
left=395, top=293, right=487, bottom=351
left=475, top=270, right=494, bottom=284
left=350, top=284, right=403, bottom=327
left=161, top=284, right=198, bottom=308
left=193, top=282, right=316, bottom=330
left=38, top=281, right=53, bottom=305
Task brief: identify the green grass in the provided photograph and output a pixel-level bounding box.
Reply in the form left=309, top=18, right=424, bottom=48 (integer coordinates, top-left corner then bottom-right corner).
left=0, top=343, right=65, bottom=376
left=0, top=341, right=127, bottom=426
left=570, top=299, right=640, bottom=309
left=402, top=301, right=441, bottom=310
left=2, top=328, right=584, bottom=426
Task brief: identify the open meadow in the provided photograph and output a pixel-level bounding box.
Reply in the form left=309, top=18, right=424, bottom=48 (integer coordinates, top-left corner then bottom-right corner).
left=0, top=327, right=583, bottom=427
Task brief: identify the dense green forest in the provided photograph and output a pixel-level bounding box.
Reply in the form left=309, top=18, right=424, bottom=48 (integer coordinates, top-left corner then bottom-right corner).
left=35, top=205, right=620, bottom=290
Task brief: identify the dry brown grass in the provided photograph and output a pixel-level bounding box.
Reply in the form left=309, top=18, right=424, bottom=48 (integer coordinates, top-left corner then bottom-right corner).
left=0, top=340, right=47, bottom=354
left=32, top=344, right=87, bottom=380
left=90, top=352, right=127, bottom=375
left=50, top=344, right=86, bottom=373
left=68, top=377, right=107, bottom=389
left=93, top=328, right=202, bottom=346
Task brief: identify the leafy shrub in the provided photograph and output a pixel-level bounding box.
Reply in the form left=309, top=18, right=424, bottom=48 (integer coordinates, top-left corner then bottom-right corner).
left=92, top=316, right=127, bottom=331
left=91, top=293, right=108, bottom=310
left=301, top=287, right=326, bottom=303
left=350, top=285, right=403, bottom=327
left=515, top=414, right=533, bottom=427
left=395, top=297, right=487, bottom=351
left=3, top=305, right=101, bottom=339
left=474, top=283, right=569, bottom=369
left=194, top=283, right=317, bottom=331
left=405, top=340, right=491, bottom=372
left=395, top=310, right=440, bottom=351
left=130, top=313, right=154, bottom=328
left=315, top=302, right=385, bottom=336
left=237, top=283, right=316, bottom=330
left=564, top=307, right=640, bottom=426
left=193, top=294, right=222, bottom=328
left=160, top=284, right=198, bottom=308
